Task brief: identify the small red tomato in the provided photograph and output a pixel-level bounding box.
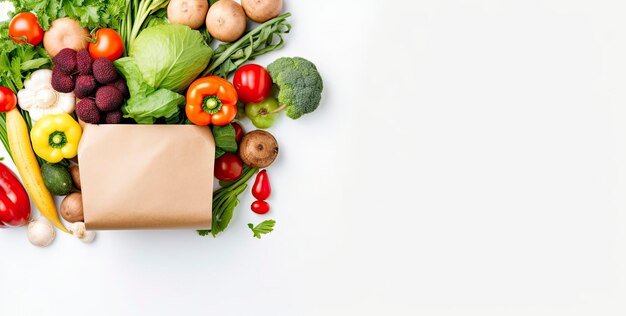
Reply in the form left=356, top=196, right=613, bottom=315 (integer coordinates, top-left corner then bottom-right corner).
left=214, top=153, right=243, bottom=181
left=251, top=200, right=270, bottom=214
left=0, top=87, right=17, bottom=112
left=232, top=122, right=244, bottom=143
left=89, top=28, right=124, bottom=61
left=9, top=12, right=44, bottom=45
left=252, top=169, right=271, bottom=200
left=233, top=64, right=272, bottom=103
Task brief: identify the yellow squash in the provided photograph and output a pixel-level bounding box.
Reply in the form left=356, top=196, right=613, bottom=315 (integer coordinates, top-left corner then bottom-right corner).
left=6, top=108, right=69, bottom=233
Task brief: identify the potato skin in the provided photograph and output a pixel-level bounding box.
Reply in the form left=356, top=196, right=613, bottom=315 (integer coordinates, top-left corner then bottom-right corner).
left=168, top=0, right=209, bottom=29
left=69, top=165, right=81, bottom=190
left=61, top=192, right=84, bottom=223
left=242, top=0, right=283, bottom=23
left=206, top=0, right=247, bottom=43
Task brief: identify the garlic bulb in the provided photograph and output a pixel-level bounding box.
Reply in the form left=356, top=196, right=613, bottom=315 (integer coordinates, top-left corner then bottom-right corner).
left=69, top=222, right=96, bottom=243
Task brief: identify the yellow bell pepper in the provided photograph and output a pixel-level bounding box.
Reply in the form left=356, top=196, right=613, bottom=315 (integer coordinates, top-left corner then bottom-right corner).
left=30, top=114, right=82, bottom=163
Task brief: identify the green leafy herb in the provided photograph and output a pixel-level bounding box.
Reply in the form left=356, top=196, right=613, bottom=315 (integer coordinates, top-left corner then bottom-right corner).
left=212, top=124, right=238, bottom=153
left=248, top=220, right=276, bottom=239
left=119, top=0, right=171, bottom=52
left=201, top=13, right=291, bottom=78
left=198, top=167, right=259, bottom=237
left=0, top=23, right=51, bottom=93
left=9, top=0, right=127, bottom=30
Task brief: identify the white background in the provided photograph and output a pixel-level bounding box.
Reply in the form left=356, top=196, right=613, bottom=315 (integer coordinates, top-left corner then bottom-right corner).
left=1, top=0, right=626, bottom=315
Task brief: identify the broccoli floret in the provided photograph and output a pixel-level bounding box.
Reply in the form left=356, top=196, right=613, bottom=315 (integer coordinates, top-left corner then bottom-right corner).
left=267, top=57, right=323, bottom=119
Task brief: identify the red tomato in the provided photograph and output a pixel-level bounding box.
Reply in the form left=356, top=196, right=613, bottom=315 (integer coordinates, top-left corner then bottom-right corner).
left=89, top=28, right=124, bottom=61
left=9, top=12, right=44, bottom=45
left=0, top=87, right=17, bottom=113
left=252, top=169, right=271, bottom=200
left=251, top=200, right=270, bottom=214
left=232, top=122, right=244, bottom=143
left=214, top=153, right=243, bottom=181
left=233, top=64, right=272, bottom=103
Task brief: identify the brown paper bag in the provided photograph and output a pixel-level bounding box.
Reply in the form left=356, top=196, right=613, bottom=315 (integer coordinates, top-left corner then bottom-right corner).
left=78, top=124, right=214, bottom=230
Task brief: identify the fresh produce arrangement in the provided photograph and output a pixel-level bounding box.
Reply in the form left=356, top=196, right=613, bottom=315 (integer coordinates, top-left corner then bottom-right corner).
left=0, top=0, right=323, bottom=246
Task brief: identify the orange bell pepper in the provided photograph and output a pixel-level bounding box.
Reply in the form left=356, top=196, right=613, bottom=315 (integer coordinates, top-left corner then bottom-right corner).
left=185, top=76, right=238, bottom=126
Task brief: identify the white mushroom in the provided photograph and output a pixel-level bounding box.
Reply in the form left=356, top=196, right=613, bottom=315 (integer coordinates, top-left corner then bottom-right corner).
left=28, top=219, right=56, bottom=247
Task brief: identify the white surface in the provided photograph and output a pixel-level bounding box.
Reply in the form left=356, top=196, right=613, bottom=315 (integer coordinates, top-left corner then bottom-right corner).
left=2, top=0, right=626, bottom=315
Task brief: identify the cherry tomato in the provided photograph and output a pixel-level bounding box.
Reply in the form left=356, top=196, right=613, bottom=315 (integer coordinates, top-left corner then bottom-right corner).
left=0, top=87, right=17, bottom=113
left=9, top=12, right=44, bottom=45
left=214, top=153, right=243, bottom=181
left=233, top=64, right=272, bottom=103
left=252, top=169, right=271, bottom=200
left=251, top=200, right=270, bottom=214
left=232, top=122, right=244, bottom=143
left=89, top=28, right=124, bottom=61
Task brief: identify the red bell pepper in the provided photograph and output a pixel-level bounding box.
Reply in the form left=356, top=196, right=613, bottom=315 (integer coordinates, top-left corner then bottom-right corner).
left=0, top=162, right=30, bottom=227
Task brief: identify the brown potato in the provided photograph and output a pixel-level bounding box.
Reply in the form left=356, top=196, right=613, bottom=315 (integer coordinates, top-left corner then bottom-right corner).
left=241, top=0, right=282, bottom=23
left=168, top=0, right=209, bottom=29
left=69, top=164, right=81, bottom=190
left=205, top=0, right=247, bottom=43
left=61, top=192, right=84, bottom=223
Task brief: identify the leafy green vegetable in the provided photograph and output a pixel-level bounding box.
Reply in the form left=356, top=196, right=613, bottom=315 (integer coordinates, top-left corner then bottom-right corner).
left=248, top=220, right=276, bottom=239
left=200, top=13, right=291, bottom=78
left=212, top=124, right=237, bottom=153
left=119, top=0, right=171, bottom=51
left=129, top=24, right=212, bottom=93
left=0, top=22, right=50, bottom=167
left=198, top=167, right=259, bottom=237
left=215, top=148, right=225, bottom=160
left=267, top=57, right=323, bottom=119
left=143, top=8, right=168, bottom=29
left=114, top=58, right=185, bottom=124
left=9, top=0, right=127, bottom=30
left=0, top=23, right=51, bottom=93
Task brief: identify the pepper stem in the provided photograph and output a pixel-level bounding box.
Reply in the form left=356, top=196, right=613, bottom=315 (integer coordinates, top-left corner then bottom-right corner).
left=270, top=104, right=288, bottom=113
left=202, top=96, right=223, bottom=115
left=48, top=131, right=67, bottom=149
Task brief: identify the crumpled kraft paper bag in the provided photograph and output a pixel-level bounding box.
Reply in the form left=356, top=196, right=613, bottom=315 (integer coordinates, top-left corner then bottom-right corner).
left=78, top=124, right=214, bottom=230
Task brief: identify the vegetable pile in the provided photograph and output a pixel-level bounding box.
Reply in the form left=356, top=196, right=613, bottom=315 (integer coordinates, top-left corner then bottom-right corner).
left=0, top=0, right=324, bottom=246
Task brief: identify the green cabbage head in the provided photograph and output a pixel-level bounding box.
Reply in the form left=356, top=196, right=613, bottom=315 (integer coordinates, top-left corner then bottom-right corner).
left=130, top=24, right=212, bottom=93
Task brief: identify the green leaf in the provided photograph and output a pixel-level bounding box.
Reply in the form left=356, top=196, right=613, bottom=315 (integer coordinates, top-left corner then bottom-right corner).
left=20, top=58, right=50, bottom=71
left=215, top=147, right=225, bottom=159
left=114, top=57, right=184, bottom=124
left=203, top=167, right=259, bottom=237
left=122, top=89, right=184, bottom=124
left=197, top=230, right=211, bottom=236
left=211, top=124, right=238, bottom=153
left=248, top=220, right=276, bottom=239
